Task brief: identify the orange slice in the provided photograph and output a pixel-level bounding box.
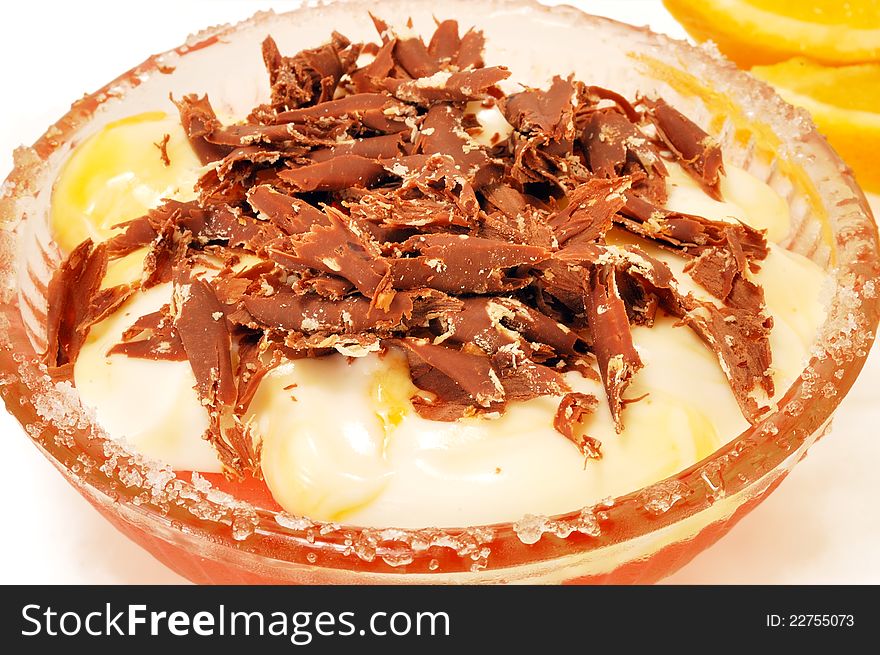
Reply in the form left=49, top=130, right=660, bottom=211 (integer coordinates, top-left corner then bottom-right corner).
left=663, top=0, right=880, bottom=67
left=752, top=57, right=880, bottom=192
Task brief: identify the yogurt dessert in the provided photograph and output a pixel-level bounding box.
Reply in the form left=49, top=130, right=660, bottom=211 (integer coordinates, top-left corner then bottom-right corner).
left=43, top=17, right=828, bottom=529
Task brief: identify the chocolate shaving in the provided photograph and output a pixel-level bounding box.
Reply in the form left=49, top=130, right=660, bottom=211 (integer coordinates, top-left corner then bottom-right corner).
left=681, top=291, right=774, bottom=420
left=204, top=120, right=348, bottom=148
left=455, top=28, right=485, bottom=70
left=619, top=192, right=768, bottom=301
left=273, top=92, right=409, bottom=127
left=554, top=392, right=601, bottom=459
left=173, top=94, right=231, bottom=164
left=106, top=215, right=159, bottom=258
left=389, top=234, right=547, bottom=294
left=581, top=108, right=666, bottom=182
left=605, top=245, right=774, bottom=420
left=479, top=184, right=555, bottom=247
left=392, top=32, right=439, bottom=79
left=348, top=188, right=474, bottom=230
left=432, top=297, right=569, bottom=404
left=278, top=155, right=389, bottom=192
left=44, top=240, right=131, bottom=376
left=583, top=263, right=643, bottom=431
left=241, top=289, right=417, bottom=335
left=399, top=338, right=504, bottom=416
left=428, top=20, right=461, bottom=63
left=548, top=177, right=630, bottom=246
left=504, top=75, right=577, bottom=142
left=234, top=334, right=281, bottom=415
left=579, top=85, right=641, bottom=124
left=261, top=33, right=359, bottom=110
left=247, top=185, right=330, bottom=234
left=350, top=39, right=398, bottom=94
left=268, top=207, right=394, bottom=306
left=383, top=67, right=510, bottom=104
left=154, top=134, right=171, bottom=167
left=214, top=416, right=262, bottom=477
left=308, top=133, right=404, bottom=162
left=492, top=297, right=584, bottom=359
left=416, top=104, right=496, bottom=183
left=643, top=98, right=724, bottom=196
left=172, top=266, right=236, bottom=408
left=108, top=305, right=186, bottom=361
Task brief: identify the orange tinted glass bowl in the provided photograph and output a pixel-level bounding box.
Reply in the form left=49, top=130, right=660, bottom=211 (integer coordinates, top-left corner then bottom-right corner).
left=1, top=0, right=878, bottom=584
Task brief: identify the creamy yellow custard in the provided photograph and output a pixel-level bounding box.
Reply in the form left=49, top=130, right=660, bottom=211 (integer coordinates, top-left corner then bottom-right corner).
left=51, top=112, right=202, bottom=253
left=57, top=110, right=828, bottom=528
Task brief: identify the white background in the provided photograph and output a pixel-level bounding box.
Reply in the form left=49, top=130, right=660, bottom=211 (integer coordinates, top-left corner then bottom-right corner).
left=0, top=0, right=877, bottom=584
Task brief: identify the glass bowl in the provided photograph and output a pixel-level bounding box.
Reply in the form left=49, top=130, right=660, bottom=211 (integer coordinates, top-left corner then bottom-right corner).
left=1, top=0, right=878, bottom=584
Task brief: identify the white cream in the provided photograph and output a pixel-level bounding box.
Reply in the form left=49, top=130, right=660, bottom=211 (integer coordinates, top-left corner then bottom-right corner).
left=255, top=325, right=734, bottom=526
left=51, top=112, right=202, bottom=253
left=664, top=161, right=792, bottom=243
left=63, top=108, right=829, bottom=528
left=75, top=283, right=220, bottom=472
left=465, top=100, right=514, bottom=147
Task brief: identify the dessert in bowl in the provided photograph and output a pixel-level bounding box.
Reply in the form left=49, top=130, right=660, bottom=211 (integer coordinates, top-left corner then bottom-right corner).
left=1, top=0, right=877, bottom=584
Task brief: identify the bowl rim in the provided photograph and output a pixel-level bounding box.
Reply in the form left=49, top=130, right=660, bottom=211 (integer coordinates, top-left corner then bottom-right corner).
left=1, top=0, right=879, bottom=578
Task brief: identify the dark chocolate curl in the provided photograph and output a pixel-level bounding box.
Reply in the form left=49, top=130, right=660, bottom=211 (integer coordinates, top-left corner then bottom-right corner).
left=554, top=392, right=602, bottom=458
left=428, top=20, right=461, bottom=62
left=278, top=155, right=388, bottom=192
left=389, top=234, right=548, bottom=294
left=399, top=338, right=505, bottom=410
left=172, top=267, right=236, bottom=408
left=247, top=185, right=330, bottom=234
left=261, top=33, right=358, bottom=110
left=384, top=66, right=510, bottom=104
left=108, top=306, right=186, bottom=361
left=268, top=208, right=393, bottom=305
left=548, top=177, right=630, bottom=246
left=504, top=76, right=577, bottom=141
left=583, top=263, right=643, bottom=431
left=44, top=240, right=130, bottom=374
left=644, top=98, right=724, bottom=193
left=172, top=94, right=231, bottom=164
